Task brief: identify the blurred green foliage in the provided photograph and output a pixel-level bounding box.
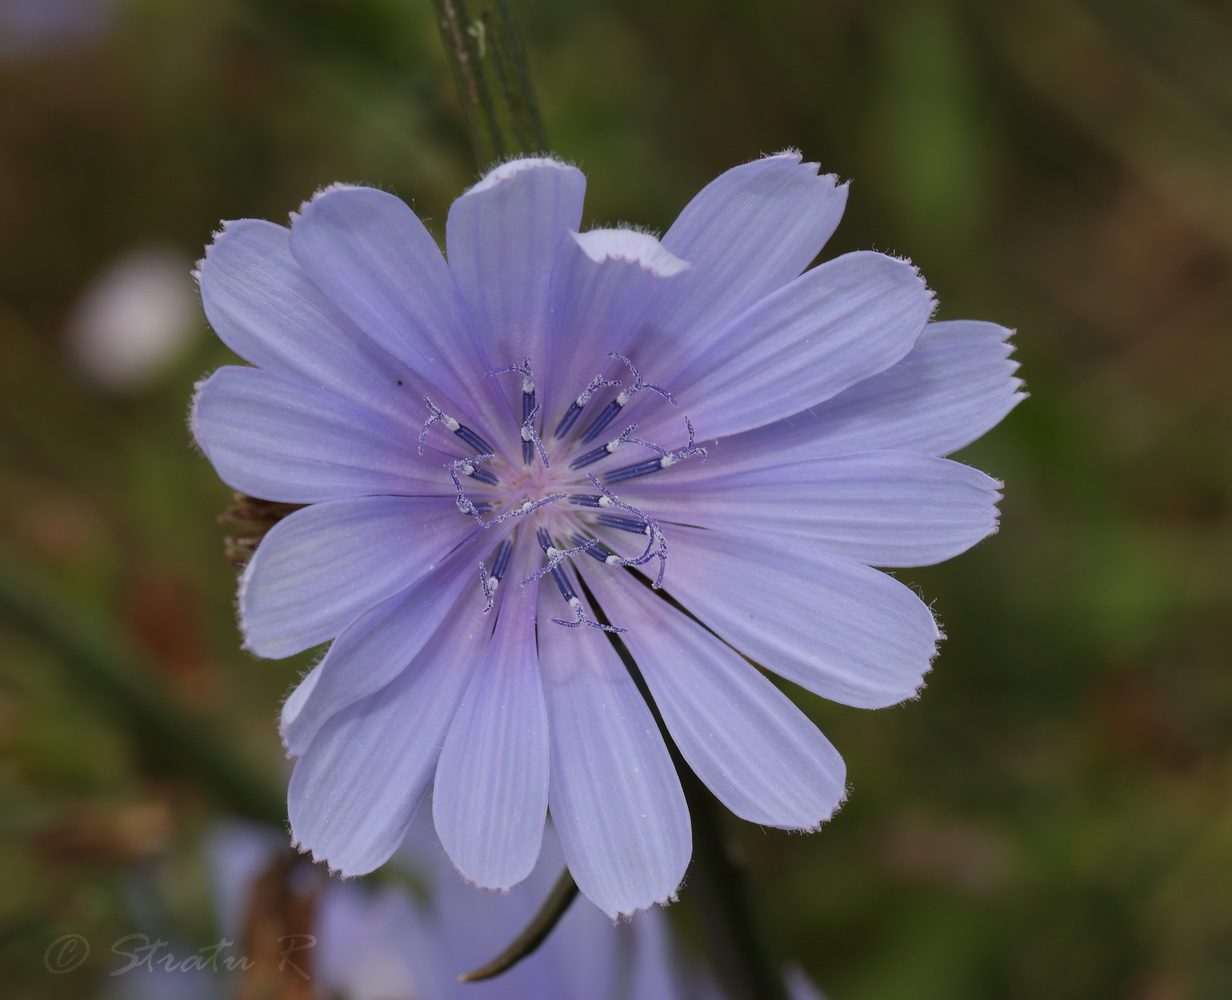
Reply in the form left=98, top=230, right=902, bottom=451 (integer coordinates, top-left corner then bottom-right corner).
left=2, top=0, right=1231, bottom=997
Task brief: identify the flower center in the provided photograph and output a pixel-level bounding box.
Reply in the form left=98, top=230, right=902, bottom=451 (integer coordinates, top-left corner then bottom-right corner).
left=418, top=354, right=706, bottom=630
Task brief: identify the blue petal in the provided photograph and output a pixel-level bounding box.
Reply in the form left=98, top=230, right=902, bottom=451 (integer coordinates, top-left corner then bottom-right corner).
left=718, top=319, right=1025, bottom=459
left=281, top=543, right=487, bottom=755
left=240, top=497, right=472, bottom=658
left=446, top=158, right=586, bottom=380
left=646, top=152, right=849, bottom=377
left=540, top=228, right=691, bottom=422
left=650, top=250, right=933, bottom=439
left=288, top=184, right=495, bottom=427
left=643, top=526, right=939, bottom=710
left=279, top=661, right=322, bottom=737
left=192, top=366, right=443, bottom=503
left=287, top=585, right=490, bottom=876
left=538, top=603, right=690, bottom=917
left=433, top=545, right=549, bottom=889
left=625, top=451, right=1002, bottom=568
left=584, top=569, right=848, bottom=830
left=196, top=218, right=420, bottom=425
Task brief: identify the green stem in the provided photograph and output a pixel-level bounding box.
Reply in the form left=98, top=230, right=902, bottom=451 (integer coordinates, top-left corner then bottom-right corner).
left=458, top=866, right=579, bottom=981
left=0, top=553, right=285, bottom=827
left=431, top=0, right=546, bottom=164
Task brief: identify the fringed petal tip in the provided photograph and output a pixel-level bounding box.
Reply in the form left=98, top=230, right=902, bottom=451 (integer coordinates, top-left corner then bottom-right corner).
left=607, top=890, right=679, bottom=923
left=908, top=624, right=944, bottom=703
left=197, top=218, right=277, bottom=276
left=572, top=228, right=691, bottom=277
left=884, top=253, right=939, bottom=329
left=764, top=147, right=851, bottom=191
left=289, top=182, right=370, bottom=225
left=899, top=256, right=939, bottom=319
left=784, top=781, right=851, bottom=835
left=289, top=838, right=361, bottom=880
left=193, top=223, right=235, bottom=289
left=446, top=858, right=521, bottom=896
left=467, top=154, right=578, bottom=194
left=185, top=376, right=210, bottom=454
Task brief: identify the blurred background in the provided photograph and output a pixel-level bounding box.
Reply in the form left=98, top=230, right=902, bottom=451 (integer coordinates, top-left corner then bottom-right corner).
left=1, top=0, right=1230, bottom=997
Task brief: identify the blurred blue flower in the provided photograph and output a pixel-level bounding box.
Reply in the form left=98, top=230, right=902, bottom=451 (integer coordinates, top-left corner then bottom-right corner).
left=214, top=819, right=732, bottom=1000
left=192, top=153, right=1023, bottom=918
left=0, top=0, right=114, bottom=59
left=113, top=818, right=814, bottom=1000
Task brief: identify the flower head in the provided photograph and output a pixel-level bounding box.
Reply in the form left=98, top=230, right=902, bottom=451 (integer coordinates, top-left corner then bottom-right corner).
left=191, top=152, right=1023, bottom=918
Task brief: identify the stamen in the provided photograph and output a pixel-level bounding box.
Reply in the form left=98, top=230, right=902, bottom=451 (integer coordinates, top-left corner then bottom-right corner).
left=521, top=402, right=549, bottom=468
left=488, top=359, right=541, bottom=465
left=567, top=493, right=614, bottom=509
left=521, top=530, right=594, bottom=585
left=478, top=538, right=515, bottom=613
left=579, top=354, right=677, bottom=445
left=491, top=537, right=514, bottom=580
left=603, top=457, right=666, bottom=484
left=486, top=492, right=568, bottom=526
left=487, top=358, right=536, bottom=396
left=536, top=527, right=578, bottom=605
left=455, top=424, right=495, bottom=455
left=608, top=416, right=707, bottom=483
left=447, top=456, right=496, bottom=523
left=577, top=398, right=623, bottom=446
left=610, top=353, right=677, bottom=405
left=569, top=423, right=637, bottom=471
left=552, top=597, right=627, bottom=634
left=554, top=373, right=622, bottom=439
left=420, top=398, right=495, bottom=456
left=586, top=475, right=670, bottom=587
left=572, top=534, right=624, bottom=567
left=537, top=528, right=626, bottom=632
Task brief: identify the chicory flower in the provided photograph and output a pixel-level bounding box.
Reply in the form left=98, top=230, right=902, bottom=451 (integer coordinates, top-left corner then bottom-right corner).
left=191, top=152, right=1023, bottom=918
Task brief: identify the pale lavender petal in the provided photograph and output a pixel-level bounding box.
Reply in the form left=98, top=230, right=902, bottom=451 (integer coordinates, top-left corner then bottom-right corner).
left=722, top=319, right=1025, bottom=459
left=538, top=606, right=690, bottom=917
left=446, top=158, right=586, bottom=372
left=434, top=547, right=549, bottom=889
left=196, top=218, right=420, bottom=425
left=645, top=152, right=849, bottom=377
left=279, top=662, right=322, bottom=736
left=281, top=542, right=486, bottom=755
left=585, top=570, right=847, bottom=830
left=192, top=366, right=442, bottom=503
left=627, top=451, right=1002, bottom=567
left=649, top=526, right=939, bottom=710
left=541, top=228, right=691, bottom=421
left=240, top=497, right=471, bottom=658
left=289, top=184, right=493, bottom=423
left=288, top=585, right=489, bottom=876
left=649, top=251, right=933, bottom=439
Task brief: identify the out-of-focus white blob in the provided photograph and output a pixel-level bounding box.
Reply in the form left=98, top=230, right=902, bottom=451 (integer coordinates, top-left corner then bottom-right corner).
left=0, top=0, right=115, bottom=59
left=67, top=246, right=198, bottom=392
